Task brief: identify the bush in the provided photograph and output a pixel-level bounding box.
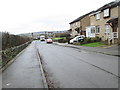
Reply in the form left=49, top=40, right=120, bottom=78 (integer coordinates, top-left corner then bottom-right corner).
left=55, top=36, right=72, bottom=43
left=80, top=37, right=101, bottom=44
left=2, top=32, right=31, bottom=50
left=58, top=39, right=67, bottom=43
left=84, top=38, right=92, bottom=43
left=96, top=36, right=101, bottom=41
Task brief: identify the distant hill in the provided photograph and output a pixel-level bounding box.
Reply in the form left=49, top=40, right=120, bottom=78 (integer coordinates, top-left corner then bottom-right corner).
left=19, top=30, right=68, bottom=37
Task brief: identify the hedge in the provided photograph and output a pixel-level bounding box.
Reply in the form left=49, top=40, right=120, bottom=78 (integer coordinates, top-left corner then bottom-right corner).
left=0, top=41, right=31, bottom=68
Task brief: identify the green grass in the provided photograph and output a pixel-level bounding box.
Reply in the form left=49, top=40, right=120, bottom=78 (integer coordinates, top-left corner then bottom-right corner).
left=53, top=37, right=66, bottom=40
left=80, top=42, right=105, bottom=47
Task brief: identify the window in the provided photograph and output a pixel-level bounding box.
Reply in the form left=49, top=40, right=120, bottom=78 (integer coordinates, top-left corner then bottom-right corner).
left=72, top=24, right=74, bottom=27
left=105, top=25, right=110, bottom=33
left=76, top=22, right=77, bottom=26
left=91, top=27, right=95, bottom=33
left=96, top=26, right=100, bottom=33
left=96, top=13, right=100, bottom=20
left=103, top=9, right=110, bottom=17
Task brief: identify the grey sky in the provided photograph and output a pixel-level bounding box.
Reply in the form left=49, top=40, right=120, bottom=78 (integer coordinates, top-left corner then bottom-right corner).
left=0, top=0, right=114, bottom=34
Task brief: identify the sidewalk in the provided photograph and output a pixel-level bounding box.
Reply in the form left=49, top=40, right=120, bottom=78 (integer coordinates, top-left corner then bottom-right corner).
left=53, top=42, right=120, bottom=57
left=2, top=41, right=44, bottom=88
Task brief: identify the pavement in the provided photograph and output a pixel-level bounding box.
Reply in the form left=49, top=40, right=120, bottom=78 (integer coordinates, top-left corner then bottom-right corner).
left=53, top=42, right=120, bottom=57
left=2, top=41, right=44, bottom=88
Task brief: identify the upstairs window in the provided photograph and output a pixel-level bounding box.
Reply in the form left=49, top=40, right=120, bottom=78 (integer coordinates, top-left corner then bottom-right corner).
left=96, top=13, right=100, bottom=20
left=72, top=24, right=74, bottom=27
left=103, top=9, right=110, bottom=17
left=76, top=22, right=77, bottom=26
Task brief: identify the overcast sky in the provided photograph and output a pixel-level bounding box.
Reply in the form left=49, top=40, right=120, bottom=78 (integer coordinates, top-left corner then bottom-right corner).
left=0, top=0, right=115, bottom=34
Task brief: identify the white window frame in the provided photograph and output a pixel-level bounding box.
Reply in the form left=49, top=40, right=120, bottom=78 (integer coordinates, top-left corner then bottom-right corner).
left=96, top=13, right=100, bottom=20
left=105, top=25, right=110, bottom=33
left=91, top=27, right=95, bottom=34
left=96, top=26, right=100, bottom=34
left=103, top=8, right=110, bottom=17
left=72, top=24, right=74, bottom=27
left=76, top=22, right=77, bottom=26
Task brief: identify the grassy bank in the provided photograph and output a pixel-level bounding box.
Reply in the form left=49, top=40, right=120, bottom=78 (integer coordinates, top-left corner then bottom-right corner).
left=80, top=42, right=105, bottom=47
left=53, top=37, right=66, bottom=40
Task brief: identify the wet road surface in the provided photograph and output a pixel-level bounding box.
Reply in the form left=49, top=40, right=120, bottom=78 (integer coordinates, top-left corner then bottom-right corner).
left=2, top=40, right=118, bottom=88
left=36, top=40, right=118, bottom=88
left=2, top=41, right=44, bottom=88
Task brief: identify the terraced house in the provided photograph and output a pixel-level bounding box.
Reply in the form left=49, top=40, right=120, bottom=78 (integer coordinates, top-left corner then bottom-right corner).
left=69, top=11, right=94, bottom=37
left=69, top=0, right=120, bottom=44
left=86, top=0, right=120, bottom=44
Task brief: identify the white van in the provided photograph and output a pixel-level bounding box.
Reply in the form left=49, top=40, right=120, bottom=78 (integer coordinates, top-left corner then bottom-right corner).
left=40, top=35, right=45, bottom=41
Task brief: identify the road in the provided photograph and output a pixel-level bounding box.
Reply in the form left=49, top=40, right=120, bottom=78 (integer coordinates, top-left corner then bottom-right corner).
left=36, top=40, right=118, bottom=88
left=2, top=40, right=118, bottom=88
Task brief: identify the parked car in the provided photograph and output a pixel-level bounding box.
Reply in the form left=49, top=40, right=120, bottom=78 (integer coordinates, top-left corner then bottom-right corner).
left=46, top=38, right=53, bottom=43
left=69, top=35, right=85, bottom=44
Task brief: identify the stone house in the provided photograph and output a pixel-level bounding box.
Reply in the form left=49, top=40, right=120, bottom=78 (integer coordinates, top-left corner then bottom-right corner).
left=69, top=11, right=94, bottom=37
left=86, top=0, right=120, bottom=44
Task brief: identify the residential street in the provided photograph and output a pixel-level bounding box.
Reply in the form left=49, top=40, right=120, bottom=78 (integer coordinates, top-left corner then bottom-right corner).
left=36, top=40, right=118, bottom=88
left=2, top=40, right=118, bottom=88
left=1, top=0, right=120, bottom=89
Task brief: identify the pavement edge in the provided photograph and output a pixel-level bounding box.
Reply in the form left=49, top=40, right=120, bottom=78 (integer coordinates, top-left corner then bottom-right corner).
left=53, top=42, right=119, bottom=57
left=36, top=49, right=49, bottom=89
left=1, top=45, right=29, bottom=72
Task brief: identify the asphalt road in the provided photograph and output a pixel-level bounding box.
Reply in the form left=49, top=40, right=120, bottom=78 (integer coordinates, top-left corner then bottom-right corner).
left=2, top=40, right=118, bottom=88
left=36, top=40, right=118, bottom=88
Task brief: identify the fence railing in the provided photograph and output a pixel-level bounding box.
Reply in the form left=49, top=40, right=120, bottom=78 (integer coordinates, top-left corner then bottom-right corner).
left=112, top=32, right=118, bottom=38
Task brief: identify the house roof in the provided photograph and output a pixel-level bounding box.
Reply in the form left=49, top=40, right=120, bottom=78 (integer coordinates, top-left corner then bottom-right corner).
left=69, top=1, right=120, bottom=24
left=95, top=0, right=120, bottom=12
left=69, top=11, right=94, bottom=24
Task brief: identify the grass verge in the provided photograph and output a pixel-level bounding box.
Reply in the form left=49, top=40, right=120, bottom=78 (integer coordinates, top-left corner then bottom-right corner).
left=80, top=42, right=105, bottom=47
left=53, top=37, right=66, bottom=40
